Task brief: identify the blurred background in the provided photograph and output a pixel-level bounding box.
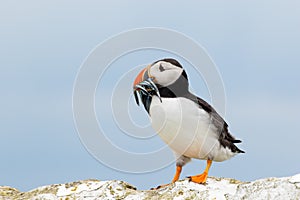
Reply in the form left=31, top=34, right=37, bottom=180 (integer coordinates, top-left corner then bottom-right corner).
left=1, top=0, right=299, bottom=191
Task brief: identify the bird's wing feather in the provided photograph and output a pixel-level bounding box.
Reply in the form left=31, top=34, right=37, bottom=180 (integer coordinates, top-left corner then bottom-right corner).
left=184, top=92, right=244, bottom=153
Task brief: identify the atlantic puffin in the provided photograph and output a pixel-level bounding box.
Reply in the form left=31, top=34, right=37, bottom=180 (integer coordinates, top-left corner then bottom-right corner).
left=133, top=58, right=244, bottom=187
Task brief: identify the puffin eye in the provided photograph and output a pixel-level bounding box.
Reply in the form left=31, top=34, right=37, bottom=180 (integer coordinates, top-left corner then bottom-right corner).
left=159, top=64, right=165, bottom=72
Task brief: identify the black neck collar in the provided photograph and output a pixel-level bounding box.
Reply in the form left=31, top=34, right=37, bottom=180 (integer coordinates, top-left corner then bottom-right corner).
left=158, top=73, right=189, bottom=98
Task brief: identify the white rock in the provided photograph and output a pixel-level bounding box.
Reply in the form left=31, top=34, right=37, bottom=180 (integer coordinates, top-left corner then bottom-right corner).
left=289, top=173, right=300, bottom=189
left=1, top=174, right=300, bottom=199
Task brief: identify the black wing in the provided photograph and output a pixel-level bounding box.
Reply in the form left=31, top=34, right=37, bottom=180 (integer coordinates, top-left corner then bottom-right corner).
left=184, top=92, right=245, bottom=154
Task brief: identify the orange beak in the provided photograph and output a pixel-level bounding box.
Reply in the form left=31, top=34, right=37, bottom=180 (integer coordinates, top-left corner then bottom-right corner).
left=133, top=67, right=148, bottom=88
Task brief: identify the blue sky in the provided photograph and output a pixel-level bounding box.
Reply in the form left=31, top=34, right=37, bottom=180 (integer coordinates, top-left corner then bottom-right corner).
left=1, top=1, right=300, bottom=191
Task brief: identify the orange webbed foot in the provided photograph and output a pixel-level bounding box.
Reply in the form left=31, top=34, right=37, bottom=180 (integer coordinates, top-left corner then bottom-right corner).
left=150, top=165, right=182, bottom=190
left=188, top=172, right=208, bottom=184
left=188, top=160, right=212, bottom=184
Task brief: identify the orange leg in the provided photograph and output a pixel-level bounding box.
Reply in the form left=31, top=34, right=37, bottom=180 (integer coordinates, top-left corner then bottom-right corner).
left=153, top=165, right=182, bottom=189
left=189, top=160, right=212, bottom=184
left=171, top=165, right=182, bottom=183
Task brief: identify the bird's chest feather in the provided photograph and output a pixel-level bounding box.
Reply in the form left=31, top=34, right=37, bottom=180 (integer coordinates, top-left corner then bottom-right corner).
left=149, top=96, right=219, bottom=158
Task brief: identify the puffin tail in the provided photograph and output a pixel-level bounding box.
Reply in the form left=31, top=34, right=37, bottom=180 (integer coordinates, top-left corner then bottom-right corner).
left=232, top=139, right=245, bottom=153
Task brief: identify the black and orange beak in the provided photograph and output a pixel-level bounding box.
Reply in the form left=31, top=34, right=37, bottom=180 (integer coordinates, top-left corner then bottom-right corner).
left=133, top=66, right=161, bottom=106
left=133, top=67, right=148, bottom=89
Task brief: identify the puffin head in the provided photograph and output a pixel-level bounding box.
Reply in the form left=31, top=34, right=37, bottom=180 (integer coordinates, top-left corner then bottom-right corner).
left=133, top=58, right=189, bottom=112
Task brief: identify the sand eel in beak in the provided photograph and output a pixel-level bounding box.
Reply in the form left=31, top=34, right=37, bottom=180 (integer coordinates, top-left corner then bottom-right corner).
left=133, top=58, right=244, bottom=189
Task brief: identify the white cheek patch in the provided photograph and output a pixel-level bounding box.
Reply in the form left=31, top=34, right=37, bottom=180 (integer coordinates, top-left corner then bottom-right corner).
left=149, top=61, right=183, bottom=87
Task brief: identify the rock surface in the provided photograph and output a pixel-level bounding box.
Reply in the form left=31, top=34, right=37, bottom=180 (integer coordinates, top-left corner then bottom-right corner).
left=1, top=174, right=299, bottom=200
